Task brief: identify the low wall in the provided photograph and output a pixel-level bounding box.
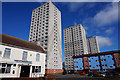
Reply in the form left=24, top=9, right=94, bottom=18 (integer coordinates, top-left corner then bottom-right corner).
left=45, top=69, right=63, bottom=74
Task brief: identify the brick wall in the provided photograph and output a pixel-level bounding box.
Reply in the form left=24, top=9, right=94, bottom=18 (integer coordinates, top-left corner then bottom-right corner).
left=45, top=69, right=63, bottom=74
left=83, top=57, right=89, bottom=69
left=113, top=53, right=120, bottom=68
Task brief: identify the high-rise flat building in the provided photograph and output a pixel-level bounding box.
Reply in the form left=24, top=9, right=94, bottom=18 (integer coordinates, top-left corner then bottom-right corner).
left=64, top=24, right=88, bottom=70
left=87, top=36, right=100, bottom=54
left=29, top=1, right=62, bottom=73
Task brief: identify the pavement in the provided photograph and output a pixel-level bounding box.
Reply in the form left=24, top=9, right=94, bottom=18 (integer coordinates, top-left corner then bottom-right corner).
left=53, top=74, right=120, bottom=80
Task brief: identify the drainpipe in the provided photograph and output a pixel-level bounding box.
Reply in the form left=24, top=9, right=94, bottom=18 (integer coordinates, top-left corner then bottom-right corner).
left=98, top=54, right=102, bottom=71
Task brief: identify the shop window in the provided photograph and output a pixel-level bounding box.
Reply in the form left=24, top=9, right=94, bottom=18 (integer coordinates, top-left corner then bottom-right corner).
left=32, top=66, right=41, bottom=73
left=0, top=63, right=12, bottom=73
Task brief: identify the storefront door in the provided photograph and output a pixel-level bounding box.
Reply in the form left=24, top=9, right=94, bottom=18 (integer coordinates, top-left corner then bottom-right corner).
left=20, top=66, right=30, bottom=77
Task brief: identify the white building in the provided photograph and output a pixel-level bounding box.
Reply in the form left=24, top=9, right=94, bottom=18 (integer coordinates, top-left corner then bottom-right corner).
left=87, top=36, right=100, bottom=54
left=0, top=34, right=46, bottom=78
left=64, top=24, right=88, bottom=70
left=29, top=1, right=62, bottom=73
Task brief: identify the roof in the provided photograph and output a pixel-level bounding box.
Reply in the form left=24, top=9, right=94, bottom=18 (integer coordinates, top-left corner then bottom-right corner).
left=0, top=34, right=45, bottom=53
left=73, top=50, right=120, bottom=58
left=64, top=24, right=82, bottom=30
left=87, top=36, right=96, bottom=38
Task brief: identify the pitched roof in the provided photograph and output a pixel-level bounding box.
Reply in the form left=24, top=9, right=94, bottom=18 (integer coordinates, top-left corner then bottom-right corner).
left=0, top=34, right=45, bottom=53
left=73, top=50, right=120, bottom=58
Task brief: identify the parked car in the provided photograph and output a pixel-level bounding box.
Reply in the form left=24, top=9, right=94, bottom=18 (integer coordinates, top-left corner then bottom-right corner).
left=111, top=70, right=119, bottom=76
left=80, top=71, right=86, bottom=75
left=88, top=71, right=94, bottom=77
left=105, top=70, right=110, bottom=76
left=99, top=72, right=106, bottom=77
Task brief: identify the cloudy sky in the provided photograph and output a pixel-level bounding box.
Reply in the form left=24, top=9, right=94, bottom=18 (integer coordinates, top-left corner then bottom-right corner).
left=2, top=1, right=118, bottom=61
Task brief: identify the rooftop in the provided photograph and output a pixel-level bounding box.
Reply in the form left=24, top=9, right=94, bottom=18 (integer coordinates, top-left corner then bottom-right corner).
left=64, top=24, right=83, bottom=30
left=0, top=34, right=45, bottom=53
left=73, top=50, right=120, bottom=58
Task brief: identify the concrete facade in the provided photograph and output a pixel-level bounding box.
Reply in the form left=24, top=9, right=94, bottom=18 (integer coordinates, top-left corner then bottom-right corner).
left=87, top=37, right=100, bottom=54
left=29, top=1, right=62, bottom=72
left=64, top=24, right=88, bottom=70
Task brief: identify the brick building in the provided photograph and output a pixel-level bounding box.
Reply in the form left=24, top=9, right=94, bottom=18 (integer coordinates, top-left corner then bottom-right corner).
left=73, top=50, right=120, bottom=73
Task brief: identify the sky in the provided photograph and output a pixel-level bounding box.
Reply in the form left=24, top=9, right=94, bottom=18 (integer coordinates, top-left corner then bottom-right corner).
left=2, top=2, right=119, bottom=62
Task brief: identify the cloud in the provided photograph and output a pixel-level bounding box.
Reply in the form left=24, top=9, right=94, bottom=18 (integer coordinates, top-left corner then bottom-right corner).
left=93, top=3, right=118, bottom=27
left=67, top=2, right=96, bottom=12
left=74, top=21, right=77, bottom=25
left=69, top=2, right=85, bottom=12
left=84, top=26, right=88, bottom=30
left=82, top=3, right=118, bottom=27
left=105, top=27, right=114, bottom=34
left=96, top=36, right=112, bottom=47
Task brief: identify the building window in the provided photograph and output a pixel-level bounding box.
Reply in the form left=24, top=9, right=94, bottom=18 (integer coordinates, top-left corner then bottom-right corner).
left=36, top=54, right=40, bottom=61
left=45, top=36, right=48, bottom=38
left=104, top=59, right=106, bottom=61
left=22, top=51, right=27, bottom=60
left=45, top=47, right=47, bottom=50
left=75, top=66, right=78, bottom=68
left=110, top=66, right=112, bottom=68
left=74, top=61, right=78, bottom=63
left=118, top=64, right=120, bottom=66
left=85, top=60, right=87, bottom=63
left=3, top=48, right=11, bottom=58
left=32, top=66, right=41, bottom=73
left=116, top=58, right=120, bottom=60
left=96, top=65, right=99, bottom=67
left=85, top=65, right=88, bottom=67
left=0, top=63, right=12, bottom=73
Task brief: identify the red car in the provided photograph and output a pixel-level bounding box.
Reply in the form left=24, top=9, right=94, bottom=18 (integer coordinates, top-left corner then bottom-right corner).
left=80, top=72, right=86, bottom=75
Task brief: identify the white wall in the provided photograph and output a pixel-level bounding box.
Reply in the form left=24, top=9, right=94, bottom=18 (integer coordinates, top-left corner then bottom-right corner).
left=0, top=44, right=46, bottom=78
